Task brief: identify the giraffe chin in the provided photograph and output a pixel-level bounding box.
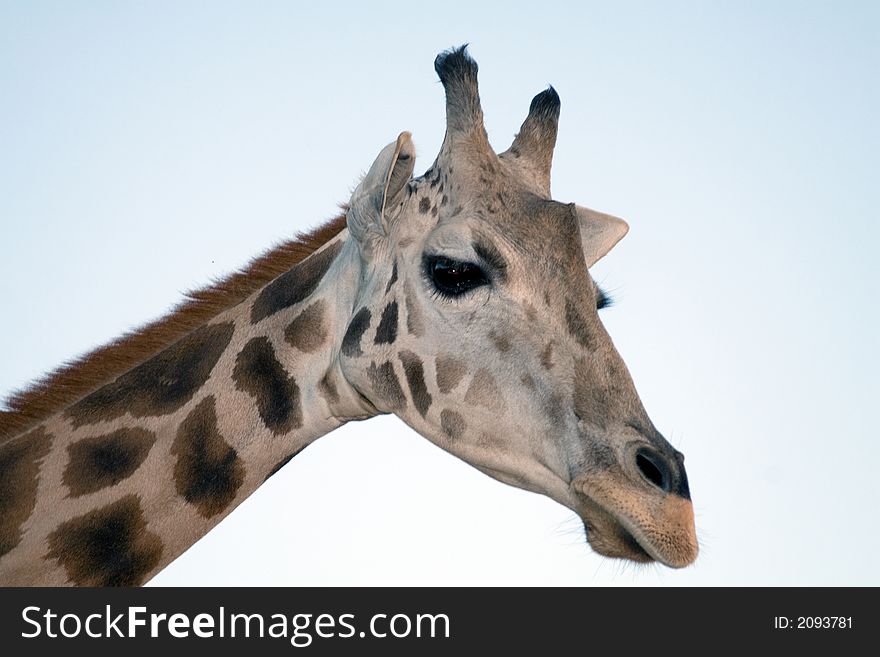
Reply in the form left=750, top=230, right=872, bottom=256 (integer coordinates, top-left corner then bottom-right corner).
left=572, top=470, right=699, bottom=569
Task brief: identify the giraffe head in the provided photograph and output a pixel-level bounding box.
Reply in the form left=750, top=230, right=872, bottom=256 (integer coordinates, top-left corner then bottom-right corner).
left=339, top=47, right=697, bottom=568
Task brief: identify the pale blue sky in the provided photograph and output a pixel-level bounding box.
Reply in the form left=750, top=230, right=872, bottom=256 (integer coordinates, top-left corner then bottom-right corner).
left=1, top=1, right=877, bottom=585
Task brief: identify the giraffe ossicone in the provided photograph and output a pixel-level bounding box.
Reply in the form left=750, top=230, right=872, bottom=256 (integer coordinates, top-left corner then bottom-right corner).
left=0, top=46, right=697, bottom=586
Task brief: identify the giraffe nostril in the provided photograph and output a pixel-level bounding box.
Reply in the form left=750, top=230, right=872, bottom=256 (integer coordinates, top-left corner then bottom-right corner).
left=635, top=447, right=671, bottom=492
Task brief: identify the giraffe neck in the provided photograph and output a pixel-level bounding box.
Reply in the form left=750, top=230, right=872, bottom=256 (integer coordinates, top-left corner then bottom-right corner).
left=0, top=231, right=376, bottom=585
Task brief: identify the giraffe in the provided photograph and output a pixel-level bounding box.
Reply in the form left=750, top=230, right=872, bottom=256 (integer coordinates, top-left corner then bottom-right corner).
left=0, top=47, right=698, bottom=586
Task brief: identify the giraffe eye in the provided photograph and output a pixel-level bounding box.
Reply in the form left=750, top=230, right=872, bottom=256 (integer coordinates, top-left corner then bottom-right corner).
left=424, top=255, right=489, bottom=298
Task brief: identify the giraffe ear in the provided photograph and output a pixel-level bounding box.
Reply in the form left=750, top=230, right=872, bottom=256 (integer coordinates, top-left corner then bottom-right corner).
left=576, top=205, right=629, bottom=268
left=347, top=132, right=416, bottom=243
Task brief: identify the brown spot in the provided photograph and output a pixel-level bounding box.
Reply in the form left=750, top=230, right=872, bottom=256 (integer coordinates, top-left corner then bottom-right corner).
left=489, top=331, right=511, bottom=353
left=540, top=342, right=555, bottom=370
left=66, top=322, right=235, bottom=427
left=172, top=396, right=244, bottom=518
left=0, top=426, right=51, bottom=557
left=284, top=300, right=328, bottom=353
left=545, top=393, right=566, bottom=430
left=465, top=368, right=505, bottom=412
left=385, top=261, right=398, bottom=294
left=404, top=282, right=425, bottom=337
left=64, top=428, right=156, bottom=498
left=233, top=337, right=302, bottom=435
left=431, top=205, right=438, bottom=217
left=318, top=370, right=340, bottom=405
left=341, top=307, right=371, bottom=357
left=399, top=351, right=432, bottom=418
left=435, top=354, right=467, bottom=393
left=366, top=361, right=407, bottom=411
left=524, top=302, right=538, bottom=322
left=47, top=494, right=162, bottom=586
left=565, top=298, right=598, bottom=351
left=573, top=358, right=611, bottom=430
left=374, top=301, right=399, bottom=345
left=520, top=373, right=536, bottom=389
left=440, top=409, right=466, bottom=440
left=251, top=240, right=342, bottom=323
left=419, top=197, right=431, bottom=214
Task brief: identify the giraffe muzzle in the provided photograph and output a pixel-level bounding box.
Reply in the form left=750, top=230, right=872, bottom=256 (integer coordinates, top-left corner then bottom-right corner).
left=572, top=461, right=699, bottom=568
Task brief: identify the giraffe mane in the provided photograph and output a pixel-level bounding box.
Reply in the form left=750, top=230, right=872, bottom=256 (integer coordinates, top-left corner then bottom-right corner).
left=0, top=213, right=348, bottom=441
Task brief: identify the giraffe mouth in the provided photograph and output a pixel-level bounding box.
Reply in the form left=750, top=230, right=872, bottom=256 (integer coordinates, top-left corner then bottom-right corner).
left=572, top=469, right=699, bottom=568
left=578, top=496, right=655, bottom=564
